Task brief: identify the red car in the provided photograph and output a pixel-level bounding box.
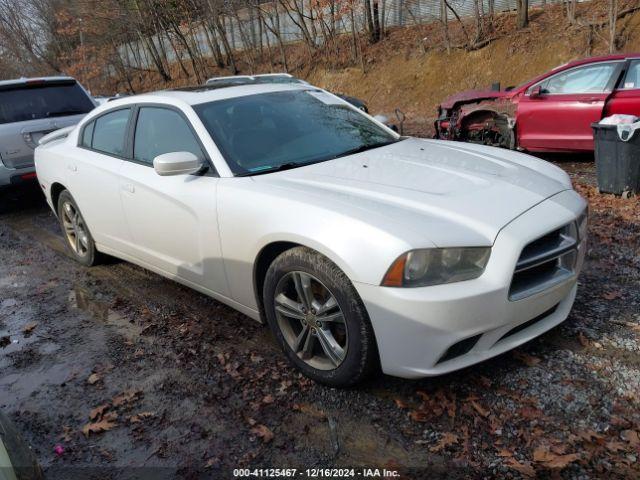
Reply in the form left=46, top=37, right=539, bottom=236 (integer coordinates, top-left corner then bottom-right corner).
left=435, top=54, right=640, bottom=152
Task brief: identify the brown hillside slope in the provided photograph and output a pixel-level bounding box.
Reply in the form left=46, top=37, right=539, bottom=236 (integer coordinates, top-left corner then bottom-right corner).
left=95, top=1, right=640, bottom=137
left=305, top=2, right=640, bottom=135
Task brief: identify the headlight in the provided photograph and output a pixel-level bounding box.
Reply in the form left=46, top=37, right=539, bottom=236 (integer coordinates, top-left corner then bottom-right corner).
left=577, top=208, right=588, bottom=240
left=382, top=247, right=491, bottom=287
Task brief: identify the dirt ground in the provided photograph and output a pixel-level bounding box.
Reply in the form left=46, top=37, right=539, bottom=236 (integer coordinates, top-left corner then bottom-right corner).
left=1, top=157, right=639, bottom=479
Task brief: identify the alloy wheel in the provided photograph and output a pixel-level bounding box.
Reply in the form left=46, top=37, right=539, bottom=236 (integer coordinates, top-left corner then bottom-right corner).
left=274, top=271, right=348, bottom=370
left=61, top=201, right=89, bottom=257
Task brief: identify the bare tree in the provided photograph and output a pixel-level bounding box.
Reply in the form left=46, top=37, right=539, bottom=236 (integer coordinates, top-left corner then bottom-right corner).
left=517, top=0, right=529, bottom=28
left=608, top=0, right=618, bottom=53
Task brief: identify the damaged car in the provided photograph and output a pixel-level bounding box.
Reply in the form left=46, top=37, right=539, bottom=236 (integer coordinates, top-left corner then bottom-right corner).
left=435, top=54, right=640, bottom=152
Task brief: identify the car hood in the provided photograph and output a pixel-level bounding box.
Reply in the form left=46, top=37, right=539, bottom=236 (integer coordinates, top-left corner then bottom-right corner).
left=252, top=138, right=571, bottom=247
left=439, top=89, right=511, bottom=109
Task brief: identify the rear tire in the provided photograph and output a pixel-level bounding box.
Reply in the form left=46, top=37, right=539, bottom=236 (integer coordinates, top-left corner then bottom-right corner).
left=57, top=190, right=101, bottom=266
left=263, top=247, right=378, bottom=387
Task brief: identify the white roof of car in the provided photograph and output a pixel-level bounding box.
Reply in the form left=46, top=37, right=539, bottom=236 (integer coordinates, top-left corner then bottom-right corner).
left=106, top=82, right=315, bottom=108
left=0, top=76, right=77, bottom=88
left=206, top=73, right=295, bottom=83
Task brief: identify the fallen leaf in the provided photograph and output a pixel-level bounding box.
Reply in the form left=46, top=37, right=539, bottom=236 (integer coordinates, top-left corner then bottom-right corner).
left=22, top=323, right=38, bottom=335
left=112, top=390, right=142, bottom=407
left=409, top=410, right=430, bottom=422
left=470, top=399, right=489, bottom=418
left=87, top=373, right=101, bottom=385
left=430, top=432, right=458, bottom=452
left=577, top=430, right=605, bottom=443
left=89, top=404, right=109, bottom=421
left=416, top=390, right=430, bottom=402
left=542, top=453, right=580, bottom=469
left=533, top=446, right=580, bottom=469
left=477, top=376, right=492, bottom=388
left=504, top=458, right=535, bottom=477
left=251, top=424, right=274, bottom=443
left=82, top=412, right=117, bottom=437
left=394, top=398, right=408, bottom=409
left=578, top=332, right=589, bottom=347
left=497, top=449, right=513, bottom=457
left=606, top=441, right=626, bottom=452
left=602, top=290, right=621, bottom=300
left=129, top=412, right=155, bottom=424
left=621, top=430, right=639, bottom=446
left=513, top=351, right=541, bottom=367
left=262, top=394, right=275, bottom=404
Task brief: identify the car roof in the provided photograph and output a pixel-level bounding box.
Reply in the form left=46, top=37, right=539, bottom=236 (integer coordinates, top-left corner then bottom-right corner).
left=0, top=76, right=78, bottom=89
left=103, top=82, right=316, bottom=109
left=556, top=54, right=640, bottom=71
left=207, top=73, right=295, bottom=83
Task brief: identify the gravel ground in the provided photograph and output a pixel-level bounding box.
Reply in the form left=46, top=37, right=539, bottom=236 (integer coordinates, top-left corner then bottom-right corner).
left=0, top=159, right=638, bottom=479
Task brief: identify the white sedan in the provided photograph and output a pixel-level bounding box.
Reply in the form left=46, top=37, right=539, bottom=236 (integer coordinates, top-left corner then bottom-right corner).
left=35, top=83, right=587, bottom=386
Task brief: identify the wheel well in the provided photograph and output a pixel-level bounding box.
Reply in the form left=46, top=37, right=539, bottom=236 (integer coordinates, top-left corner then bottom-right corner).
left=50, top=183, right=66, bottom=214
left=459, top=109, right=515, bottom=148
left=253, top=241, right=301, bottom=320
left=460, top=109, right=501, bottom=128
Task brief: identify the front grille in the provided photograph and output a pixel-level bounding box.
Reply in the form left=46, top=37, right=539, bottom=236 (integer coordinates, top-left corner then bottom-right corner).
left=509, top=222, right=579, bottom=301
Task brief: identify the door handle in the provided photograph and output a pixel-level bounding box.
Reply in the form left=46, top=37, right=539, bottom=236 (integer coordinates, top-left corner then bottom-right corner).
left=123, top=184, right=135, bottom=193
left=67, top=164, right=77, bottom=172
left=579, top=98, right=600, bottom=103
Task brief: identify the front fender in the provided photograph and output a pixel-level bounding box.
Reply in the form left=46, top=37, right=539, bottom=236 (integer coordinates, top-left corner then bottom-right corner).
left=217, top=179, right=417, bottom=311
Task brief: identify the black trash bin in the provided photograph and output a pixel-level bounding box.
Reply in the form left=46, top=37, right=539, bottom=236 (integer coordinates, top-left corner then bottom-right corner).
left=591, top=122, right=640, bottom=195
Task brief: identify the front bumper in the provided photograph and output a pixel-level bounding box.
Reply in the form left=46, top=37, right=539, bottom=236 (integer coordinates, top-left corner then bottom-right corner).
left=356, top=189, right=587, bottom=379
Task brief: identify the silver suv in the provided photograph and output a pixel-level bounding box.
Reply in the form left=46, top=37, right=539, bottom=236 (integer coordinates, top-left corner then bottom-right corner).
left=0, top=77, right=95, bottom=188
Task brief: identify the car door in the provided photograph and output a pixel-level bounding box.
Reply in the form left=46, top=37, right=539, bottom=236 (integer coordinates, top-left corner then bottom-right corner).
left=66, top=107, right=133, bottom=252
left=517, top=61, right=622, bottom=151
left=118, top=104, right=228, bottom=296
left=604, top=59, right=640, bottom=117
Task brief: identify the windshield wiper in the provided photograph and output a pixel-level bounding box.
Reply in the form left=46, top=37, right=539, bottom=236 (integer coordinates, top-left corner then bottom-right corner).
left=331, top=139, right=401, bottom=160
left=236, top=162, right=306, bottom=177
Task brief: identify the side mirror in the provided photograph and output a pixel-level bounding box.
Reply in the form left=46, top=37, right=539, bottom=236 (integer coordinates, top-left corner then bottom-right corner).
left=153, top=152, right=203, bottom=176
left=529, top=85, right=543, bottom=98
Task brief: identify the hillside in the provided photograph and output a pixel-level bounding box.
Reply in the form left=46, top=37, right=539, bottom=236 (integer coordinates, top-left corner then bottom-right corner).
left=305, top=2, right=640, bottom=135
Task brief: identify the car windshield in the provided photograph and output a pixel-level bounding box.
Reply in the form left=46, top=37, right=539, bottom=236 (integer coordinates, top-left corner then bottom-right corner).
left=0, top=81, right=95, bottom=125
left=194, top=90, right=397, bottom=175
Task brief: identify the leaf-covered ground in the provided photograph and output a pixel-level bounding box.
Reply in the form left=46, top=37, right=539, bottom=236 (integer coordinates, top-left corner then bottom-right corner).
left=0, top=160, right=638, bottom=479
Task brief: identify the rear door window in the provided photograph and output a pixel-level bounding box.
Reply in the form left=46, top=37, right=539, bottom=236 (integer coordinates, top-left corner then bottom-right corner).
left=92, top=109, right=131, bottom=157
left=0, top=81, right=95, bottom=125
left=81, top=121, right=95, bottom=148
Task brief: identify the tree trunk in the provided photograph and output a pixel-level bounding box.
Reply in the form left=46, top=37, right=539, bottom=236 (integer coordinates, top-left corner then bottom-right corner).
left=517, top=0, right=529, bottom=28
left=609, top=0, right=618, bottom=53
left=441, top=0, right=450, bottom=53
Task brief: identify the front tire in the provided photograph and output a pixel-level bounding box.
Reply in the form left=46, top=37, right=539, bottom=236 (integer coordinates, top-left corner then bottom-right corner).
left=263, top=247, right=378, bottom=387
left=57, top=190, right=100, bottom=266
